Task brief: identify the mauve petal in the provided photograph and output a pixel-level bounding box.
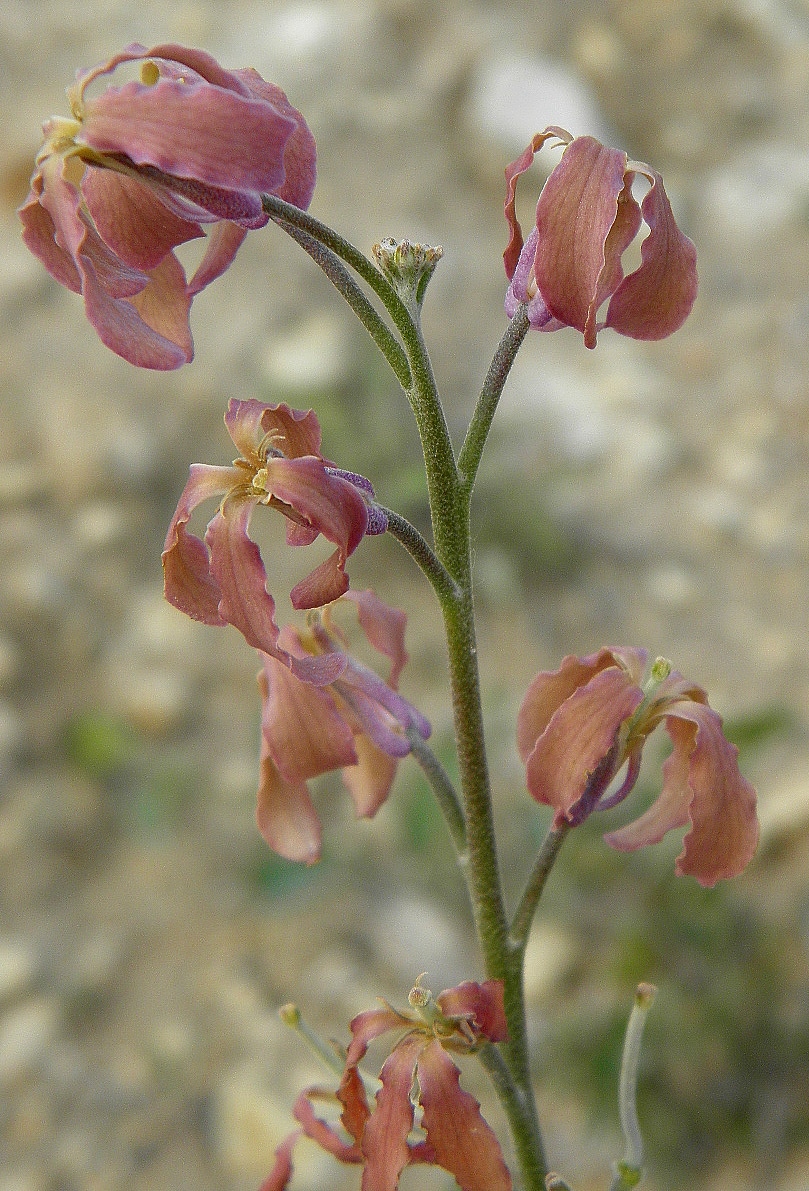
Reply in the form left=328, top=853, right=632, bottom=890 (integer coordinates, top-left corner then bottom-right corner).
left=187, top=221, right=246, bottom=297
left=346, top=1006, right=412, bottom=1067
left=517, top=647, right=643, bottom=762
left=337, top=1065, right=371, bottom=1148
left=523, top=667, right=644, bottom=824
left=436, top=980, right=508, bottom=1043
left=533, top=136, right=629, bottom=348
left=257, top=1130, right=300, bottom=1191
left=260, top=651, right=357, bottom=783
left=36, top=155, right=91, bottom=265
left=81, top=252, right=193, bottom=369
left=504, top=228, right=565, bottom=331
left=19, top=178, right=82, bottom=291
left=677, top=704, right=760, bottom=885
left=80, top=78, right=294, bottom=194
left=290, top=548, right=350, bottom=610
left=362, top=1035, right=424, bottom=1191
left=255, top=719, right=321, bottom=864
left=606, top=702, right=759, bottom=885
left=207, top=503, right=345, bottom=685
left=336, top=656, right=431, bottom=749
left=134, top=167, right=267, bottom=226
left=342, top=734, right=398, bottom=819
left=128, top=250, right=194, bottom=350
left=266, top=456, right=368, bottom=556
left=603, top=740, right=690, bottom=855
left=206, top=498, right=287, bottom=650
left=293, top=1088, right=362, bottom=1161
left=417, top=1040, right=512, bottom=1191
left=262, top=403, right=324, bottom=460
left=224, top=398, right=272, bottom=462
left=344, top=589, right=409, bottom=688
left=235, top=68, right=317, bottom=209
left=143, top=43, right=253, bottom=93
left=81, top=168, right=203, bottom=269
left=592, top=175, right=643, bottom=316
left=162, top=463, right=239, bottom=623
left=503, top=127, right=570, bottom=279
left=605, top=166, right=698, bottom=341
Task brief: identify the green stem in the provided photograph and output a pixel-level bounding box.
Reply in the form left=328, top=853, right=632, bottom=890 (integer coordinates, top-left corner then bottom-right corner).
left=407, top=731, right=466, bottom=855
left=510, top=823, right=571, bottom=951
left=479, top=1039, right=548, bottom=1186
left=273, top=222, right=412, bottom=388
left=458, top=305, right=531, bottom=493
left=267, top=199, right=545, bottom=1187
left=401, top=311, right=548, bottom=1189
left=261, top=193, right=414, bottom=342
left=381, top=507, right=459, bottom=604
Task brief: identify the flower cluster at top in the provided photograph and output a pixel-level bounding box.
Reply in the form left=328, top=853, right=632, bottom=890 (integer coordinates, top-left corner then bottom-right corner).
left=262, top=978, right=513, bottom=1191
left=20, top=43, right=316, bottom=369
left=18, top=46, right=757, bottom=886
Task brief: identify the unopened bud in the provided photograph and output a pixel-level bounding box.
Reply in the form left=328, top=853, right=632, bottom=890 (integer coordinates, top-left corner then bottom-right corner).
left=650, top=656, right=672, bottom=682
left=372, top=238, right=443, bottom=309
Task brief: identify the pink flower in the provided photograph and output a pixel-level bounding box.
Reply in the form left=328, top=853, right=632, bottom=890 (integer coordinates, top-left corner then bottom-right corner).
left=162, top=399, right=384, bottom=644
left=261, top=979, right=511, bottom=1191
left=517, top=648, right=759, bottom=886
left=19, top=43, right=316, bottom=369
left=504, top=127, right=697, bottom=348
left=256, top=590, right=430, bottom=863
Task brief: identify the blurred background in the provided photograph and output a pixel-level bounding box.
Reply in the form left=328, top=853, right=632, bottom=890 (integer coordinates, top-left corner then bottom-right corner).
left=2, top=0, right=809, bottom=1188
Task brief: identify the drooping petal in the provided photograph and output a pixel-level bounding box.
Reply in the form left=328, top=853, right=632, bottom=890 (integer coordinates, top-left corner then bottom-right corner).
left=234, top=68, right=317, bottom=209
left=346, top=1006, right=413, bottom=1067
left=522, top=665, right=645, bottom=824
left=290, top=548, right=351, bottom=609
left=257, top=1129, right=300, bottom=1191
left=293, top=1087, right=363, bottom=1162
left=128, top=249, right=194, bottom=350
left=266, top=456, right=369, bottom=558
left=532, top=136, right=630, bottom=348
left=343, top=589, right=409, bottom=689
left=503, top=127, right=571, bottom=279
left=342, top=733, right=398, bottom=819
left=205, top=497, right=282, bottom=652
left=436, top=980, right=508, bottom=1043
left=81, top=251, right=193, bottom=369
left=517, top=647, right=646, bottom=762
left=255, top=725, right=321, bottom=864
left=605, top=165, right=698, bottom=341
left=187, top=220, right=247, bottom=297
left=606, top=700, right=759, bottom=885
left=81, top=167, right=203, bottom=270
left=19, top=176, right=82, bottom=291
left=79, top=77, right=295, bottom=195
left=337, top=1065, right=372, bottom=1148
left=207, top=500, right=347, bottom=684
left=591, top=174, right=643, bottom=317
left=162, top=462, right=240, bottom=623
left=417, top=1039, right=512, bottom=1191
left=361, top=1034, right=424, bottom=1191
left=260, top=651, right=357, bottom=783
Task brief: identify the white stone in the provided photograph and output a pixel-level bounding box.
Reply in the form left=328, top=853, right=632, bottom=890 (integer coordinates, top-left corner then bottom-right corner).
left=468, top=52, right=611, bottom=155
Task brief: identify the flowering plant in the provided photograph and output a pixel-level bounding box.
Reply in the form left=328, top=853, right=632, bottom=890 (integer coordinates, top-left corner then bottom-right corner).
left=21, top=43, right=758, bottom=1191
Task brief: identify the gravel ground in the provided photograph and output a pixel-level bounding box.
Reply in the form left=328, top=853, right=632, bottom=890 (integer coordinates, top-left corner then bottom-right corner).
left=2, top=1, right=809, bottom=1189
